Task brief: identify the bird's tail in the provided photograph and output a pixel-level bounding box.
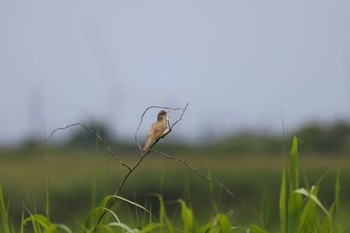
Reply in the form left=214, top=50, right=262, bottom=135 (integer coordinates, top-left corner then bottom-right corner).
left=143, top=138, right=153, bottom=152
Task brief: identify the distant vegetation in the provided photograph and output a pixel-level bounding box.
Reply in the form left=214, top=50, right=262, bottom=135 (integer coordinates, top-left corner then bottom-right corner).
left=0, top=137, right=346, bottom=232
left=204, top=121, right=350, bottom=155
left=28, top=120, right=350, bottom=156
left=1, top=121, right=350, bottom=232
left=293, top=121, right=350, bottom=154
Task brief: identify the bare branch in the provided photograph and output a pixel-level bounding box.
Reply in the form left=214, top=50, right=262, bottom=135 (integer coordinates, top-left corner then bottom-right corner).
left=22, top=122, right=131, bottom=171
left=151, top=150, right=235, bottom=198
left=94, top=103, right=189, bottom=232
left=169, top=102, right=189, bottom=130
left=22, top=123, right=80, bottom=149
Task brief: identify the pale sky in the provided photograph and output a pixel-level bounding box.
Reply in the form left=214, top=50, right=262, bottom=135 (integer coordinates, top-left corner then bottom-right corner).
left=1, top=1, right=349, bottom=145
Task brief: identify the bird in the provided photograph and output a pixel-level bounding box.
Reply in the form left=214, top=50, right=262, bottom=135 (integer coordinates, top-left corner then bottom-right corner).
left=143, top=110, right=169, bottom=152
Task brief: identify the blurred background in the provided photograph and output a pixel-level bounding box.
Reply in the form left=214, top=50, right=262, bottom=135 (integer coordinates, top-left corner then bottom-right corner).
left=1, top=1, right=350, bottom=231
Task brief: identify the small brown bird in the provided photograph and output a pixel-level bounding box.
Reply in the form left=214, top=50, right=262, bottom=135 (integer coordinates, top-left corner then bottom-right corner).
left=143, top=110, right=169, bottom=152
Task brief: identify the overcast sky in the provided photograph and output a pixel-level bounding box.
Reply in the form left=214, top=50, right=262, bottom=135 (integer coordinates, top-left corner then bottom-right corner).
left=1, top=1, right=349, bottom=145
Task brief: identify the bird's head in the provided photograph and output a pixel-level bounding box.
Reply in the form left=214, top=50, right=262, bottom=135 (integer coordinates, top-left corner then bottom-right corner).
left=157, top=110, right=169, bottom=121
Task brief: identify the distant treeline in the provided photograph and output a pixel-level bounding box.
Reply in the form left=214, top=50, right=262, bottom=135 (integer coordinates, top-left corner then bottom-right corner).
left=203, top=121, right=350, bottom=155
left=45, top=122, right=350, bottom=154
left=22, top=121, right=350, bottom=156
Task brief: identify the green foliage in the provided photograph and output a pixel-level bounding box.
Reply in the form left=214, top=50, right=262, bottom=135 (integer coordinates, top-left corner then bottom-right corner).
left=248, top=225, right=269, bottom=233
left=279, top=161, right=287, bottom=233
left=0, top=136, right=347, bottom=233
left=278, top=136, right=343, bottom=233
left=0, top=184, right=12, bottom=233
left=152, top=194, right=173, bottom=233
left=24, top=214, right=72, bottom=233
left=81, top=193, right=235, bottom=233
left=178, top=200, right=194, bottom=233
left=199, top=213, right=233, bottom=233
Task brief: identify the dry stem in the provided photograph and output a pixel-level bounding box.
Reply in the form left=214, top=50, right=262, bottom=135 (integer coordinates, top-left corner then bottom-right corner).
left=22, top=122, right=131, bottom=171
left=151, top=150, right=235, bottom=198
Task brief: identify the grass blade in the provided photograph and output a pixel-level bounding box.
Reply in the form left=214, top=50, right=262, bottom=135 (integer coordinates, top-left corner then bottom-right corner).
left=279, top=161, right=287, bottom=233
left=24, top=213, right=57, bottom=232
left=0, top=185, right=10, bottom=233
left=287, top=136, right=302, bottom=233
left=178, top=199, right=193, bottom=233
left=217, top=214, right=233, bottom=233
left=289, top=136, right=299, bottom=191
left=249, top=224, right=269, bottom=233
left=152, top=194, right=173, bottom=233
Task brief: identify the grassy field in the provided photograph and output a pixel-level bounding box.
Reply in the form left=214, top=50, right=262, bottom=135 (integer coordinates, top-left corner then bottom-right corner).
left=1, top=140, right=350, bottom=232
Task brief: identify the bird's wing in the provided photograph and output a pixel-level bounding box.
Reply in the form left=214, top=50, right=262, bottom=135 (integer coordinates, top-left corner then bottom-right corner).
left=151, top=122, right=167, bottom=139
left=143, top=122, right=167, bottom=152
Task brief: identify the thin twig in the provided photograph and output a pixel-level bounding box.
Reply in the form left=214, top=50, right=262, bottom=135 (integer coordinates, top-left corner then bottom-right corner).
left=170, top=102, right=189, bottom=129
left=151, top=150, right=235, bottom=198
left=22, top=122, right=131, bottom=171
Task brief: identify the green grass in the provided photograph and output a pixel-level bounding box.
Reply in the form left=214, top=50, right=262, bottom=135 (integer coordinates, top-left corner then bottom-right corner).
left=0, top=137, right=348, bottom=232
left=279, top=137, right=343, bottom=233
